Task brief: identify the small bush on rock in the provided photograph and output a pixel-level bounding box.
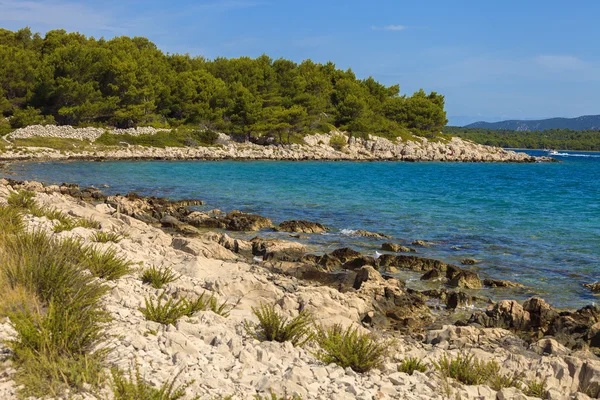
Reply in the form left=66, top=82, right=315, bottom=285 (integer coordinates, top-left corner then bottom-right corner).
left=81, top=246, right=133, bottom=280
left=0, top=204, right=24, bottom=236
left=141, top=291, right=230, bottom=325
left=92, top=231, right=123, bottom=243
left=140, top=291, right=188, bottom=325
left=245, top=303, right=314, bottom=347
left=328, top=134, right=347, bottom=150
left=0, top=230, right=109, bottom=396
left=111, top=363, right=198, bottom=400
left=398, top=357, right=428, bottom=375
left=7, top=190, right=37, bottom=210
left=434, top=353, right=520, bottom=390
left=314, top=324, right=387, bottom=373
left=524, top=379, right=547, bottom=398
left=141, top=265, right=179, bottom=289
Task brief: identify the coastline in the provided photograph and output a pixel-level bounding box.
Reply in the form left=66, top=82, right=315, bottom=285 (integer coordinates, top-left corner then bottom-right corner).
left=0, top=125, right=556, bottom=163
left=1, top=178, right=599, bottom=399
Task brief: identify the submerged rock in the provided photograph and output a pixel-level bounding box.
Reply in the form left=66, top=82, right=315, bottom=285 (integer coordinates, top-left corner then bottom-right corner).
left=484, top=278, right=525, bottom=288
left=352, top=229, right=391, bottom=239
left=584, top=282, right=600, bottom=292
left=276, top=220, right=328, bottom=233
left=381, top=242, right=415, bottom=253
left=461, top=258, right=479, bottom=265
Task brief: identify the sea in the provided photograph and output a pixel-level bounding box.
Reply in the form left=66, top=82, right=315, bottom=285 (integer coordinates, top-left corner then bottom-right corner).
left=3, top=150, right=600, bottom=309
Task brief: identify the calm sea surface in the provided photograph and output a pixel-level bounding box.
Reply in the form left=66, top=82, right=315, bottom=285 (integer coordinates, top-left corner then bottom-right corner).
left=4, top=150, right=600, bottom=309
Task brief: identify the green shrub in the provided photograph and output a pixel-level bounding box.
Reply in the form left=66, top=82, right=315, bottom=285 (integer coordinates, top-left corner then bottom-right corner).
left=328, top=134, right=347, bottom=150
left=524, top=379, right=547, bottom=398
left=314, top=324, right=387, bottom=373
left=0, top=230, right=109, bottom=396
left=140, top=291, right=229, bottom=325
left=53, top=214, right=100, bottom=232
left=92, top=231, right=123, bottom=243
left=434, top=353, right=520, bottom=390
left=140, top=291, right=188, bottom=325
left=0, top=204, right=24, bottom=236
left=9, top=106, right=55, bottom=129
left=81, top=246, right=133, bottom=280
left=245, top=303, right=314, bottom=347
left=111, top=363, right=197, bottom=400
left=398, top=357, right=428, bottom=375
left=183, top=291, right=231, bottom=318
left=7, top=190, right=37, bottom=210
left=141, top=265, right=179, bottom=289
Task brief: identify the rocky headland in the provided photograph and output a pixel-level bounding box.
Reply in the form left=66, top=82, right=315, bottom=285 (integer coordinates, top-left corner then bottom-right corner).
left=0, top=179, right=598, bottom=400
left=0, top=125, right=553, bottom=162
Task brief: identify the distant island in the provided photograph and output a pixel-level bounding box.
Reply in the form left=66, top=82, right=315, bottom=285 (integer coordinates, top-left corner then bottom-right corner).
left=465, top=114, right=600, bottom=131
left=444, top=126, right=600, bottom=151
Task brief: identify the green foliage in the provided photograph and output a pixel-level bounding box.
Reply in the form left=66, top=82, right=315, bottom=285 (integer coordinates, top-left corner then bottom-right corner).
left=95, top=128, right=218, bottom=148
left=7, top=189, right=37, bottom=209
left=245, top=303, right=314, bottom=347
left=1, top=27, right=446, bottom=139
left=398, top=357, right=428, bottom=375
left=80, top=246, right=133, bottom=280
left=12, top=137, right=90, bottom=151
left=524, top=379, right=547, bottom=398
left=328, top=134, right=347, bottom=150
left=141, top=290, right=230, bottom=325
left=314, top=324, right=387, bottom=373
left=53, top=214, right=100, bottom=232
left=111, top=363, right=197, bottom=400
left=9, top=106, right=55, bottom=128
left=445, top=126, right=600, bottom=151
left=92, top=230, right=123, bottom=243
left=0, top=229, right=109, bottom=396
left=434, top=353, right=520, bottom=390
left=140, top=291, right=188, bottom=325
left=0, top=204, right=24, bottom=235
left=141, top=265, right=179, bottom=288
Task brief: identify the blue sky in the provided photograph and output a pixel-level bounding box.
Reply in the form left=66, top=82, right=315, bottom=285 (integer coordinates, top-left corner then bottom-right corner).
left=1, top=0, right=599, bottom=125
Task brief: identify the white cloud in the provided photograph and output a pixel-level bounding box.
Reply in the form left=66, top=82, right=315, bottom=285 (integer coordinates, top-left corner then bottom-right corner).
left=371, top=24, right=407, bottom=31
left=536, top=55, right=586, bottom=70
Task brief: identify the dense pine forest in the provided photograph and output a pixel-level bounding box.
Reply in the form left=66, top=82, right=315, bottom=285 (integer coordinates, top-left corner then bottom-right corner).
left=0, top=28, right=447, bottom=143
left=445, top=126, right=600, bottom=151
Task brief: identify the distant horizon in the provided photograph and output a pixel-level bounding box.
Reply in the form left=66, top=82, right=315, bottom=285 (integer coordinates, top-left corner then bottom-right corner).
left=448, top=113, right=600, bottom=127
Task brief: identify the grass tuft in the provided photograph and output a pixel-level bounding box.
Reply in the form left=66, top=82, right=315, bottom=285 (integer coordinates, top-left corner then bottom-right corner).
left=245, top=303, right=314, bottom=347
left=0, top=229, right=109, bottom=396
left=0, top=204, right=24, bottom=236
left=398, top=357, right=428, bottom=375
left=434, top=353, right=521, bottom=390
left=111, top=362, right=198, bottom=400
left=314, top=324, right=387, bottom=373
left=524, top=379, right=547, bottom=398
left=81, top=245, right=133, bottom=280
left=7, top=190, right=37, bottom=209
left=92, top=231, right=123, bottom=243
left=141, top=265, right=179, bottom=289
left=140, top=290, right=230, bottom=325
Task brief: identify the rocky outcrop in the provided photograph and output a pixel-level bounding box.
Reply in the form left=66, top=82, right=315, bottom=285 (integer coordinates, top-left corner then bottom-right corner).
left=223, top=211, right=273, bottom=231
left=448, top=270, right=483, bottom=289
left=483, top=278, right=525, bottom=288
left=251, top=237, right=306, bottom=261
left=276, top=220, right=328, bottom=233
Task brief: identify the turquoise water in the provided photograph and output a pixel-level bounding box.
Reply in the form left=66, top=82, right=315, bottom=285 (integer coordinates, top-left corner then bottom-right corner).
left=4, top=150, right=600, bottom=309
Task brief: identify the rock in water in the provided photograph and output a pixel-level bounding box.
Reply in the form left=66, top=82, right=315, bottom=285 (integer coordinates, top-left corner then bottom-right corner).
left=448, top=270, right=482, bottom=289
left=276, top=220, right=328, bottom=233
left=224, top=210, right=273, bottom=231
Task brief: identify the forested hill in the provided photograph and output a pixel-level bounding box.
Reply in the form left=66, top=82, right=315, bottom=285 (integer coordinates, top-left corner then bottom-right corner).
left=445, top=126, right=600, bottom=151
left=466, top=115, right=600, bottom=131
left=0, top=27, right=447, bottom=142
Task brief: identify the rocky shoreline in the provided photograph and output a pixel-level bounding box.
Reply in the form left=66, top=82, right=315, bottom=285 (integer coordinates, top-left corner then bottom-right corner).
left=0, top=178, right=599, bottom=400
left=0, top=125, right=555, bottom=163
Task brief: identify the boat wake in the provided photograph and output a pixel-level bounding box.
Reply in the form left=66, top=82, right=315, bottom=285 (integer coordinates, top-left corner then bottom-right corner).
left=552, top=153, right=600, bottom=158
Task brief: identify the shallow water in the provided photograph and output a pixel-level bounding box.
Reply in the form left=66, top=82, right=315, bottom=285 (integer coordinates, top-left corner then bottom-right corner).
left=5, top=150, right=600, bottom=309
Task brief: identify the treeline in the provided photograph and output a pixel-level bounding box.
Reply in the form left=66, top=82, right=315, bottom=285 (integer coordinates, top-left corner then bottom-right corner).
left=0, top=28, right=447, bottom=143
left=445, top=126, right=600, bottom=151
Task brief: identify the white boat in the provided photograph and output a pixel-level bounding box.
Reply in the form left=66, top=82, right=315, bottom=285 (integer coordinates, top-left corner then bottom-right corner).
left=548, top=149, right=559, bottom=155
